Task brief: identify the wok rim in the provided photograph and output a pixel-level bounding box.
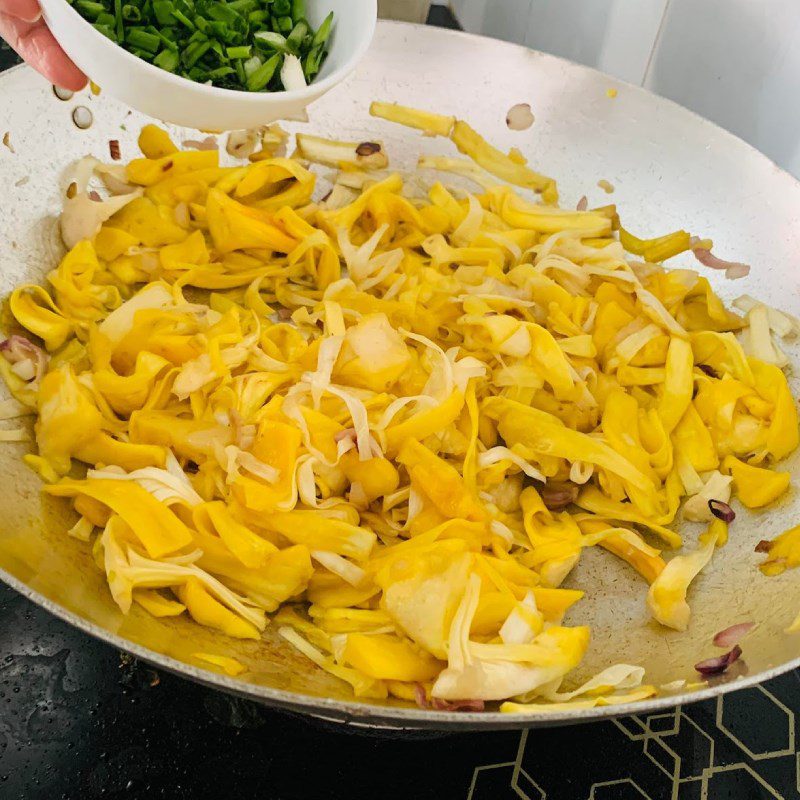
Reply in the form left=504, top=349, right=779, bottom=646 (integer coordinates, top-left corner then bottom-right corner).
left=3, top=562, right=798, bottom=730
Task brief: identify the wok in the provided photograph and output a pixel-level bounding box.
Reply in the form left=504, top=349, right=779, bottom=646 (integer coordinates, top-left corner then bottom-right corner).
left=0, top=20, right=798, bottom=730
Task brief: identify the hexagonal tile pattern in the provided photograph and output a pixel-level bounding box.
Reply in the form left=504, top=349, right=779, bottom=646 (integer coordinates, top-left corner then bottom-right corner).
left=717, top=687, right=795, bottom=761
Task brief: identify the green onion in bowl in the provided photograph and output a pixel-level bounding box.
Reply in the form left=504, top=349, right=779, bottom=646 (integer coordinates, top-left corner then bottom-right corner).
left=67, top=0, right=334, bottom=91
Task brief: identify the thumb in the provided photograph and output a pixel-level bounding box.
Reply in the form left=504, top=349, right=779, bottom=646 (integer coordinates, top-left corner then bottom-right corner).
left=2, top=0, right=41, bottom=23
left=0, top=14, right=87, bottom=90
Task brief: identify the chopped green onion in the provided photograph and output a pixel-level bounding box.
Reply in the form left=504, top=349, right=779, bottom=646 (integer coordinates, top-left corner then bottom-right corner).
left=234, top=58, right=246, bottom=84
left=206, top=6, right=236, bottom=26
left=285, top=20, right=307, bottom=53
left=113, top=0, right=124, bottom=39
left=226, top=45, right=251, bottom=59
left=204, top=65, right=236, bottom=79
left=153, top=27, right=179, bottom=49
left=170, top=7, right=195, bottom=28
left=254, top=30, right=288, bottom=50
left=152, top=0, right=174, bottom=25
left=291, top=0, right=304, bottom=21
left=303, top=43, right=324, bottom=80
left=153, top=47, right=180, bottom=70
left=76, top=0, right=106, bottom=19
left=126, top=27, right=161, bottom=53
left=272, top=0, right=290, bottom=15
left=243, top=54, right=261, bottom=76
left=246, top=52, right=280, bottom=91
left=183, top=38, right=211, bottom=67
left=227, top=0, right=255, bottom=12
left=313, top=11, right=333, bottom=46
left=93, top=22, right=116, bottom=38
left=121, top=4, right=142, bottom=21
left=276, top=14, right=292, bottom=33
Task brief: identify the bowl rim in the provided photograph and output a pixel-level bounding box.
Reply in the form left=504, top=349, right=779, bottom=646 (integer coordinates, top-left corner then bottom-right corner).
left=48, top=0, right=378, bottom=104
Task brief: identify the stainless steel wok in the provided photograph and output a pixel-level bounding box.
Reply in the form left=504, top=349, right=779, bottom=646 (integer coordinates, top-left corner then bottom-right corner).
left=0, top=20, right=798, bottom=730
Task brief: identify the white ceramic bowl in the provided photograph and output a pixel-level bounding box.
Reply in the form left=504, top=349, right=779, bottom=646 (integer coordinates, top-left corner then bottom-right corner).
left=38, top=0, right=377, bottom=131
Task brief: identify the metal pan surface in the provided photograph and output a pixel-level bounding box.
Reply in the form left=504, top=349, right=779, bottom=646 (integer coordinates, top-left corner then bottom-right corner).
left=0, top=20, right=798, bottom=730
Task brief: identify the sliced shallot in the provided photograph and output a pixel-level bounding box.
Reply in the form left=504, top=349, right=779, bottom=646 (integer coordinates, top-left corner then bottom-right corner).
left=695, top=645, right=742, bottom=676
left=183, top=136, right=218, bottom=151
left=708, top=499, right=735, bottom=523
left=334, top=427, right=357, bottom=444
left=413, top=683, right=428, bottom=709
left=690, top=240, right=751, bottom=280
left=0, top=335, right=48, bottom=384
left=713, top=622, right=754, bottom=649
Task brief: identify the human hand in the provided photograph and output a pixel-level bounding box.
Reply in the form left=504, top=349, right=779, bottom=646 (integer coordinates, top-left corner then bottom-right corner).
left=0, top=0, right=86, bottom=90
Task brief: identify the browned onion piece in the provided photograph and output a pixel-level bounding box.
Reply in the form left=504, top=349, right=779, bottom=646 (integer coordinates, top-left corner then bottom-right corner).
left=695, top=645, right=742, bottom=676
left=576, top=196, right=588, bottom=211
left=541, top=482, right=580, bottom=511
left=698, top=364, right=718, bottom=378
left=708, top=499, right=735, bottom=523
left=754, top=539, right=773, bottom=553
left=713, top=622, right=754, bottom=649
left=108, top=140, right=121, bottom=161
left=356, top=142, right=382, bottom=157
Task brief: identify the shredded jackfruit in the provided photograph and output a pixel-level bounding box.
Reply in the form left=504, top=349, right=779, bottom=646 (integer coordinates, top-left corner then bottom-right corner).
left=2, top=103, right=798, bottom=713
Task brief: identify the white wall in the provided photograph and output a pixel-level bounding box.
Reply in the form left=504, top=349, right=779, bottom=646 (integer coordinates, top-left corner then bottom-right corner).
left=449, top=0, right=800, bottom=178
